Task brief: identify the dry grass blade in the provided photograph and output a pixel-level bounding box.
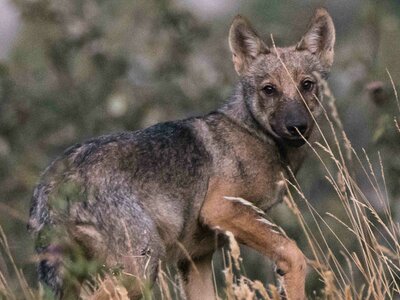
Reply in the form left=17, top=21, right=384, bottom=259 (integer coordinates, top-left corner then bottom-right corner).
left=268, top=284, right=281, bottom=300
left=252, top=280, right=272, bottom=300
left=0, top=226, right=35, bottom=300
left=226, top=231, right=241, bottom=270
left=386, top=69, right=400, bottom=111
left=158, top=267, right=173, bottom=300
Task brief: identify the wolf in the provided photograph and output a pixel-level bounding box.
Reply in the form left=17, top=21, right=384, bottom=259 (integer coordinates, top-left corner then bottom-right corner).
left=28, top=8, right=335, bottom=300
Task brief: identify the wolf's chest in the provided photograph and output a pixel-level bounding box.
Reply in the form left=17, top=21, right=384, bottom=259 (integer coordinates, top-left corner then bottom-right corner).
left=211, top=148, right=288, bottom=211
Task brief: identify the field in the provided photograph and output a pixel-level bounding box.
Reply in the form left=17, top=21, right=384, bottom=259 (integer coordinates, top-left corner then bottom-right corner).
left=0, top=0, right=399, bottom=299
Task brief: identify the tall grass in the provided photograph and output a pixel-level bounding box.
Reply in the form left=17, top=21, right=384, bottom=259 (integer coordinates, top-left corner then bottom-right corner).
left=213, top=71, right=400, bottom=299
left=0, top=78, right=399, bottom=299
left=280, top=76, right=400, bottom=299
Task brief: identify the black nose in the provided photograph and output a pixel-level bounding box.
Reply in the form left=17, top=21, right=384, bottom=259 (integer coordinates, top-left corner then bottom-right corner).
left=286, top=122, right=308, bottom=136
left=282, top=100, right=309, bottom=139
left=284, top=107, right=309, bottom=137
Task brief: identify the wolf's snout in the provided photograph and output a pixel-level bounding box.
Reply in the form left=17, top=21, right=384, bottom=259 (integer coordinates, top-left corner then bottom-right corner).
left=285, top=115, right=308, bottom=137
left=270, top=100, right=312, bottom=147
left=282, top=101, right=310, bottom=138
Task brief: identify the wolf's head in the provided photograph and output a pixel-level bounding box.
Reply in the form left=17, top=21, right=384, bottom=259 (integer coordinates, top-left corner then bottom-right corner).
left=229, top=8, right=335, bottom=147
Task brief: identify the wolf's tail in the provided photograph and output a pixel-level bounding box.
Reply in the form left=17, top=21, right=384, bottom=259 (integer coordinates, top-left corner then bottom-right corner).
left=28, top=182, right=52, bottom=234
left=28, top=182, right=64, bottom=298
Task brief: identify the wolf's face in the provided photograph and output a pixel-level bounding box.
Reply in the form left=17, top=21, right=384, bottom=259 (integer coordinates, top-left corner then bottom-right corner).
left=229, top=9, right=335, bottom=147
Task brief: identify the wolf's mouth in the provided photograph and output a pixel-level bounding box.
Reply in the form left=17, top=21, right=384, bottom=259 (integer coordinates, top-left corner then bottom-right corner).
left=281, top=137, right=307, bottom=147
left=269, top=124, right=309, bottom=148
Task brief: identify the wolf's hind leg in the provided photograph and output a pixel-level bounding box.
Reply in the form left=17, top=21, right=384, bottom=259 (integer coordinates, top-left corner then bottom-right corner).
left=178, top=254, right=215, bottom=300
left=70, top=202, right=164, bottom=299
left=87, top=253, right=160, bottom=300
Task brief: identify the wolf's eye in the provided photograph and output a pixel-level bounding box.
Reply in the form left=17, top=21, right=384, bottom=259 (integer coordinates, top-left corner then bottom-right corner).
left=262, top=85, right=276, bottom=95
left=301, top=80, right=314, bottom=91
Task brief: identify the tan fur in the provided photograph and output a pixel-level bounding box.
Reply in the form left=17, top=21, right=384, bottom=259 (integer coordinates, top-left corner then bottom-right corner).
left=200, top=179, right=306, bottom=300
left=180, top=255, right=215, bottom=300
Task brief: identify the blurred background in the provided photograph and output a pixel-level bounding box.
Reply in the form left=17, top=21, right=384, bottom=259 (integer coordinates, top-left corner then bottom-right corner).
left=0, top=0, right=399, bottom=298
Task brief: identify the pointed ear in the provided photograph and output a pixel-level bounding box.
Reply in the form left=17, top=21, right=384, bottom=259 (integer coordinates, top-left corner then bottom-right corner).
left=296, top=8, right=335, bottom=69
left=229, top=15, right=269, bottom=75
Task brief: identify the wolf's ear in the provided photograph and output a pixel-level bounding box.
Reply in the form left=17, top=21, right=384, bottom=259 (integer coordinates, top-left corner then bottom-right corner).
left=229, top=15, right=269, bottom=75
left=296, top=8, right=335, bottom=69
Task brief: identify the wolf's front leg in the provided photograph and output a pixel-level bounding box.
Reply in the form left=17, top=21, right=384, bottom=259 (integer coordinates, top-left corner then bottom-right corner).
left=200, top=188, right=306, bottom=300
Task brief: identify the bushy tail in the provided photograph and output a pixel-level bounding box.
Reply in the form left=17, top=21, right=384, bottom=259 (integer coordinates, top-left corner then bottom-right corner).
left=28, top=182, right=64, bottom=298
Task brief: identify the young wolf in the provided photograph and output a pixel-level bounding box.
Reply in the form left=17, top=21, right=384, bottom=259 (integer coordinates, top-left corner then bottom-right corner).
left=28, top=8, right=335, bottom=300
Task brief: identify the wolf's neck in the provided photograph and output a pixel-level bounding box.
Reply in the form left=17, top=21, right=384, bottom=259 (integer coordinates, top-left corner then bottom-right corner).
left=218, top=82, right=275, bottom=146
